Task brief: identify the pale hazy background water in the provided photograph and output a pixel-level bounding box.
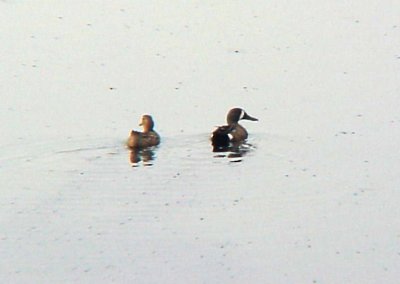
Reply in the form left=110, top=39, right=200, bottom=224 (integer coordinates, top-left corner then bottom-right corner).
left=1, top=1, right=400, bottom=283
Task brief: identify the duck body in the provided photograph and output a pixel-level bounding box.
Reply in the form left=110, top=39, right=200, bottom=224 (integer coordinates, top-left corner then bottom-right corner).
left=127, top=130, right=160, bottom=148
left=127, top=115, right=160, bottom=149
left=211, top=108, right=257, bottom=149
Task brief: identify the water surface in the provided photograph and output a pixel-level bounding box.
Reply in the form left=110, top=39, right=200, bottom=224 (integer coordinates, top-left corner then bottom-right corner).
left=1, top=1, right=400, bottom=283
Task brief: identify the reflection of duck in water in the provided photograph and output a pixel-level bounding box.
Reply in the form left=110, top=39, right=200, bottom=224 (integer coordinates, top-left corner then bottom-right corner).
left=127, top=115, right=160, bottom=166
left=129, top=147, right=156, bottom=166
left=211, top=108, right=258, bottom=152
left=127, top=115, right=160, bottom=148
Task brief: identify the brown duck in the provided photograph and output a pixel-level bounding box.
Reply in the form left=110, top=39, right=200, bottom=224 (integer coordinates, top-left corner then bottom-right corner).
left=127, top=115, right=160, bottom=148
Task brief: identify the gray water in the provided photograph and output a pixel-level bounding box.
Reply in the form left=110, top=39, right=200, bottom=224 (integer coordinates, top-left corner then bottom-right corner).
left=1, top=1, right=400, bottom=283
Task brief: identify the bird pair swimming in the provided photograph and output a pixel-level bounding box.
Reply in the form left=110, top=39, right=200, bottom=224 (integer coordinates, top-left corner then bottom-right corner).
left=127, top=108, right=258, bottom=149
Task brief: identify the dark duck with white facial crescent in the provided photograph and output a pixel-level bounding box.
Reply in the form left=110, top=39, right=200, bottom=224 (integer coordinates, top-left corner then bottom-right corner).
left=211, top=108, right=258, bottom=149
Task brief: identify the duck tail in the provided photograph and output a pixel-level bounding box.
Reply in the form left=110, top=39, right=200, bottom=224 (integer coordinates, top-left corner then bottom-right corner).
left=211, top=126, right=231, bottom=148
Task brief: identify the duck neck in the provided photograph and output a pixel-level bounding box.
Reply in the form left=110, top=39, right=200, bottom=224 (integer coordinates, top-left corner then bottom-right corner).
left=143, top=128, right=152, bottom=133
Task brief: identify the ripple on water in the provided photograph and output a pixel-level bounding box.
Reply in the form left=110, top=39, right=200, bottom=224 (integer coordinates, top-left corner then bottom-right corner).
left=1, top=132, right=315, bottom=223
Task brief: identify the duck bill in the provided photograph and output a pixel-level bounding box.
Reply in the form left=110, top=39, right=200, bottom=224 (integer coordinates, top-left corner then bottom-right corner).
left=243, top=112, right=258, bottom=121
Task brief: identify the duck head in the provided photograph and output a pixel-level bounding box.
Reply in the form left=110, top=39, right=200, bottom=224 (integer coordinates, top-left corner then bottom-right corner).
left=139, top=115, right=155, bottom=132
left=226, top=108, right=258, bottom=124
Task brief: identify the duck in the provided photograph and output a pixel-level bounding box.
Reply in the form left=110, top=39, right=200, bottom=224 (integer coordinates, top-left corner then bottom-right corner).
left=127, top=115, right=160, bottom=148
left=211, top=108, right=258, bottom=148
